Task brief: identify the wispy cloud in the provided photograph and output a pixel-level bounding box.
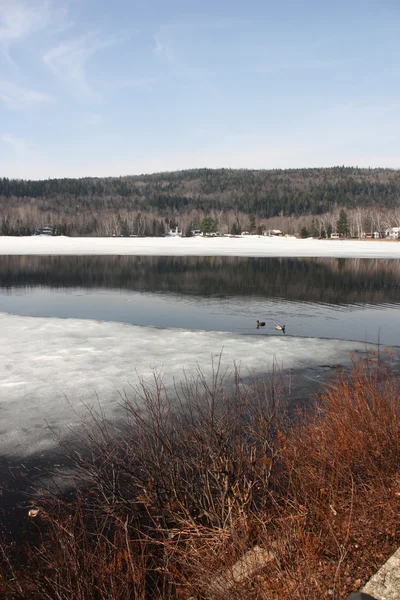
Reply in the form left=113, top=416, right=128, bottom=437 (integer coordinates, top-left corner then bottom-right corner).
left=152, top=32, right=218, bottom=96
left=153, top=34, right=176, bottom=65
left=246, top=58, right=344, bottom=74
left=153, top=20, right=342, bottom=84
left=0, top=0, right=68, bottom=62
left=1, top=133, right=27, bottom=153
left=0, top=0, right=47, bottom=42
left=43, top=32, right=121, bottom=97
left=0, top=80, right=50, bottom=109
left=83, top=112, right=104, bottom=126
left=126, top=77, right=156, bottom=89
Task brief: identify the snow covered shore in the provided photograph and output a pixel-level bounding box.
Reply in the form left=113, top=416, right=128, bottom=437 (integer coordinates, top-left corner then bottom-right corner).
left=0, top=313, right=377, bottom=457
left=0, top=235, right=400, bottom=258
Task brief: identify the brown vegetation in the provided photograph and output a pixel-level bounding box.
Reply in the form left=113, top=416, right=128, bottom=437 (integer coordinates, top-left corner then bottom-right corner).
left=1, top=351, right=399, bottom=599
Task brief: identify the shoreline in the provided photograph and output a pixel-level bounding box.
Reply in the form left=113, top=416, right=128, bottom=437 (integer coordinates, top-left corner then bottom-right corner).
left=1, top=353, right=399, bottom=599
left=0, top=235, right=400, bottom=258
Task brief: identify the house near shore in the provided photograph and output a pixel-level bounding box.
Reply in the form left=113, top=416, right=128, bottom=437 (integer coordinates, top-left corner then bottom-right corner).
left=263, top=229, right=283, bottom=237
left=385, top=227, right=400, bottom=239
left=359, top=231, right=385, bottom=239
left=167, top=226, right=182, bottom=237
left=35, top=226, right=53, bottom=235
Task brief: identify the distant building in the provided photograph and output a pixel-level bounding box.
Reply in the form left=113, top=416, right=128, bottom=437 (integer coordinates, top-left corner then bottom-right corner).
left=264, top=229, right=283, bottom=237
left=35, top=226, right=53, bottom=235
left=191, top=230, right=202, bottom=236
left=330, top=233, right=340, bottom=239
left=385, top=227, right=400, bottom=239
left=363, top=231, right=384, bottom=239
left=167, top=226, right=182, bottom=237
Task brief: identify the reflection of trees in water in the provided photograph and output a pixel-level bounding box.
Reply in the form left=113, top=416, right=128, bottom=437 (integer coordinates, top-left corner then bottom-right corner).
left=0, top=256, right=400, bottom=306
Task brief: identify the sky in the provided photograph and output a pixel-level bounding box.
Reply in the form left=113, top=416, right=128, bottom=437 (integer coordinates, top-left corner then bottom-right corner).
left=0, top=0, right=399, bottom=179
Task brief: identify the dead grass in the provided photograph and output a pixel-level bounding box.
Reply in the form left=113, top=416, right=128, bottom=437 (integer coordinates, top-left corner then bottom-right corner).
left=0, top=351, right=399, bottom=599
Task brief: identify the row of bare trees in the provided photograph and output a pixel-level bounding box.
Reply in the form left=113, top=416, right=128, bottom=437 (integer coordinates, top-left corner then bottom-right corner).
left=255, top=206, right=400, bottom=237
left=1, top=201, right=400, bottom=237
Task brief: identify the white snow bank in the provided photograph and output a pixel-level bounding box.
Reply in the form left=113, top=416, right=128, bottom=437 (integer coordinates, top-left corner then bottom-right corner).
left=0, top=312, right=375, bottom=457
left=0, top=235, right=400, bottom=258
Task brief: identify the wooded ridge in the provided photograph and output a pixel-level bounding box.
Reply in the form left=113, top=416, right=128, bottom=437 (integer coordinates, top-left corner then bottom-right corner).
left=1, top=167, right=400, bottom=236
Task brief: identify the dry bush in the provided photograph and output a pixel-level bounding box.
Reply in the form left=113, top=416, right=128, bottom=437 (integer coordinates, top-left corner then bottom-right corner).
left=264, top=349, right=400, bottom=599
left=0, top=351, right=399, bottom=599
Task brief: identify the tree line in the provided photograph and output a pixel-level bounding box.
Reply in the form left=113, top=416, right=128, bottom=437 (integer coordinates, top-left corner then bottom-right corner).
left=1, top=167, right=400, bottom=236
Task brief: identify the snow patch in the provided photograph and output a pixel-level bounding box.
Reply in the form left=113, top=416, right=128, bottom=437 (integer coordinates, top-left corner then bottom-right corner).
left=0, top=236, right=400, bottom=258
left=0, top=312, right=379, bottom=457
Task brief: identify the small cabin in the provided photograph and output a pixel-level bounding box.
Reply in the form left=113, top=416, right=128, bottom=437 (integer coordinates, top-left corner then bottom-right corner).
left=264, top=229, right=283, bottom=237
left=35, top=226, right=53, bottom=235
left=167, top=227, right=182, bottom=237
left=385, top=227, right=400, bottom=240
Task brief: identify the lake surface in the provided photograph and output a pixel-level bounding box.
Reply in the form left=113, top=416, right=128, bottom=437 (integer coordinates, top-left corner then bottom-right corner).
left=0, top=255, right=399, bottom=346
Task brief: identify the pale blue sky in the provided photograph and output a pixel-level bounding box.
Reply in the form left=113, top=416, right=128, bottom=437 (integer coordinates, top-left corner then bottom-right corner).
left=1, top=0, right=399, bottom=179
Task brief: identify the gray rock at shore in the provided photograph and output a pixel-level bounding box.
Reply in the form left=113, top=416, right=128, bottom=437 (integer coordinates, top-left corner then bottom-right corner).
left=362, top=547, right=400, bottom=600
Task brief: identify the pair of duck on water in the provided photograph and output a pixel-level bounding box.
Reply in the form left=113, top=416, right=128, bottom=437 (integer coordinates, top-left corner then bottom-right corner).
left=257, top=320, right=286, bottom=333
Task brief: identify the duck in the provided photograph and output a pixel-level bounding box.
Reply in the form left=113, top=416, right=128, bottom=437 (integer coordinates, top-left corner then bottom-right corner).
left=256, top=320, right=265, bottom=328
left=275, top=324, right=286, bottom=333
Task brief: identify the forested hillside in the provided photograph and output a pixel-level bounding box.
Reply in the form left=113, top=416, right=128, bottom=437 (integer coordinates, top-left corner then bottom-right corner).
left=1, top=167, right=400, bottom=236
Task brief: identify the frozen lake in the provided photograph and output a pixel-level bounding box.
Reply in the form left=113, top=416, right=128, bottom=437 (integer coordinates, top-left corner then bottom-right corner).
left=0, top=253, right=399, bottom=458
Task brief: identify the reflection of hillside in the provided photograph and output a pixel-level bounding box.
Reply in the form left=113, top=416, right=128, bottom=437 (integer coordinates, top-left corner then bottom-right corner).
left=0, top=256, right=400, bottom=307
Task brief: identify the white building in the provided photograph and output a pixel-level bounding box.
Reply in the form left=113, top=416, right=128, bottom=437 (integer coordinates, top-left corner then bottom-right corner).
left=35, top=226, right=53, bottom=235
left=263, top=229, right=283, bottom=237
left=167, top=226, right=182, bottom=237
left=385, top=227, right=400, bottom=240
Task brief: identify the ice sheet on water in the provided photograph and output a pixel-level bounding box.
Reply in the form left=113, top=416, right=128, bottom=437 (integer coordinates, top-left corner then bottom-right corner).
left=0, top=312, right=380, bottom=457
left=0, top=235, right=400, bottom=258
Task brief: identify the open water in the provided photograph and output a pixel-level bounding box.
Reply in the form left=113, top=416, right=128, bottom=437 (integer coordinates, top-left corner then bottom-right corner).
left=0, top=255, right=399, bottom=346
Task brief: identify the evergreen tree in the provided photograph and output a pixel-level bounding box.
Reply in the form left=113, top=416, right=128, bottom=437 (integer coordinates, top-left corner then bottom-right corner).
left=200, top=216, right=218, bottom=233
left=158, top=220, right=165, bottom=236
left=300, top=227, right=309, bottom=238
left=336, top=209, right=349, bottom=237
left=120, top=219, right=130, bottom=237
left=310, top=218, right=319, bottom=237
left=231, top=221, right=242, bottom=235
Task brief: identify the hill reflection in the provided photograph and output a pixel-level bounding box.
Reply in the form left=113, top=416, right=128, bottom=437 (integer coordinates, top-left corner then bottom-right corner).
left=0, top=256, right=399, bottom=307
